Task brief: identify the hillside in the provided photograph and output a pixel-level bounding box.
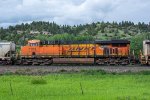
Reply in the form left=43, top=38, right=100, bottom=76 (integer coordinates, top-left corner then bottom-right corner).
left=0, top=21, right=150, bottom=56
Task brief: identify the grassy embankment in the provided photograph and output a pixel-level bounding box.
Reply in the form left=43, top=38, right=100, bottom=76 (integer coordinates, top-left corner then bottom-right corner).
left=0, top=71, right=150, bottom=100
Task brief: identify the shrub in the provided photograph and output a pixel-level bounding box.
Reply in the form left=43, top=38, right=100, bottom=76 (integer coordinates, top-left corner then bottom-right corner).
left=3, top=71, right=13, bottom=75
left=138, top=71, right=150, bottom=75
left=31, top=78, right=47, bottom=85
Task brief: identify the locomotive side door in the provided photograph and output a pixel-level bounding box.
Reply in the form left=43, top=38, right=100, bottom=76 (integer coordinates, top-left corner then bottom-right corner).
left=104, top=47, right=110, bottom=56
left=114, top=48, right=118, bottom=55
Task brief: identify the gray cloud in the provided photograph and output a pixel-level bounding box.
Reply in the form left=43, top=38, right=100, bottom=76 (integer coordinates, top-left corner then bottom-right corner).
left=0, top=0, right=150, bottom=27
left=106, top=0, right=150, bottom=23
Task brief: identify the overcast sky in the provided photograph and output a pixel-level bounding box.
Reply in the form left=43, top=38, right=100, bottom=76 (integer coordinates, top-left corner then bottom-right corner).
left=0, top=0, right=150, bottom=27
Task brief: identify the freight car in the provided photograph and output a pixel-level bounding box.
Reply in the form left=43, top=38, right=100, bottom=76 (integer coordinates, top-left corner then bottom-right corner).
left=17, top=39, right=131, bottom=65
left=140, top=40, right=150, bottom=65
left=0, top=41, right=16, bottom=65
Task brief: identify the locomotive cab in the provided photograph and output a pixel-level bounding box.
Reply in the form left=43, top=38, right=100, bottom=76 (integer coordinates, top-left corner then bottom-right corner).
left=20, top=40, right=40, bottom=57
left=19, top=39, right=53, bottom=65
left=28, top=40, right=40, bottom=56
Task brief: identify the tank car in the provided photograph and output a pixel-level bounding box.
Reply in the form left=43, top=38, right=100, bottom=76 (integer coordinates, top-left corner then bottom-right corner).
left=19, top=39, right=130, bottom=65
left=140, top=40, right=150, bottom=65
left=0, top=41, right=16, bottom=65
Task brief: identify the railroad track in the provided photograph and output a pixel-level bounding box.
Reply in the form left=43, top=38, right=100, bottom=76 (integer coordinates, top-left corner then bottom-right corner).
left=0, top=65, right=150, bottom=75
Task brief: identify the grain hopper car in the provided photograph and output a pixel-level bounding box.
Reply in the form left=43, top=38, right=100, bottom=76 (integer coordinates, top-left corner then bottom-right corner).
left=0, top=41, right=15, bottom=65
left=140, top=40, right=150, bottom=65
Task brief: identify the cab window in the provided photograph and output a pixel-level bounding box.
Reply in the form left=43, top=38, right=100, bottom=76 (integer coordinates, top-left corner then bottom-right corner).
left=29, top=43, right=39, bottom=46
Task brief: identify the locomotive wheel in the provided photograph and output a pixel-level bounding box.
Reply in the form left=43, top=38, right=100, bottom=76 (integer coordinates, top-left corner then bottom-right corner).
left=115, top=58, right=121, bottom=65
left=32, top=62, right=40, bottom=65
left=31, top=59, right=40, bottom=65
left=120, top=60, right=129, bottom=65
left=109, top=59, right=116, bottom=65
left=98, top=62, right=105, bottom=65
left=22, top=60, right=32, bottom=65
left=35, top=58, right=52, bottom=66
left=96, top=59, right=105, bottom=65
left=15, top=60, right=22, bottom=65
left=40, top=61, right=53, bottom=65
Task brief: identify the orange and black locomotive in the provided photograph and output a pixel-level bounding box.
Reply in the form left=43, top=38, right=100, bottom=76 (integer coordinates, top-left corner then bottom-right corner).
left=18, top=39, right=131, bottom=65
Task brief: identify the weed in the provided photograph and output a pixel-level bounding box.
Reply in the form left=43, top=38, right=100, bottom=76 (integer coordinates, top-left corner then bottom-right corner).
left=59, top=69, right=67, bottom=72
left=81, top=69, right=108, bottom=75
left=97, top=69, right=107, bottom=75
left=25, top=68, right=31, bottom=72
left=15, top=69, right=25, bottom=75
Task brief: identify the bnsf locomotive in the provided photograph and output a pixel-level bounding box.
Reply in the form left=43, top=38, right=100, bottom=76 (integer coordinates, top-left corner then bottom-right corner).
left=0, top=39, right=149, bottom=65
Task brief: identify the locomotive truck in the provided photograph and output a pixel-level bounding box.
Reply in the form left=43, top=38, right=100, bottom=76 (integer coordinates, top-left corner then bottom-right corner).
left=0, top=39, right=149, bottom=66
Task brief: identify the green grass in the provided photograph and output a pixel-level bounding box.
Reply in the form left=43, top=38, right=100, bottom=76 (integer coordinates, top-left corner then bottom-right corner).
left=0, top=73, right=150, bottom=100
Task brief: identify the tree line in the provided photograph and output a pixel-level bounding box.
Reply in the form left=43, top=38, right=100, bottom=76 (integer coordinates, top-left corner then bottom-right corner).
left=0, top=21, right=150, bottom=56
